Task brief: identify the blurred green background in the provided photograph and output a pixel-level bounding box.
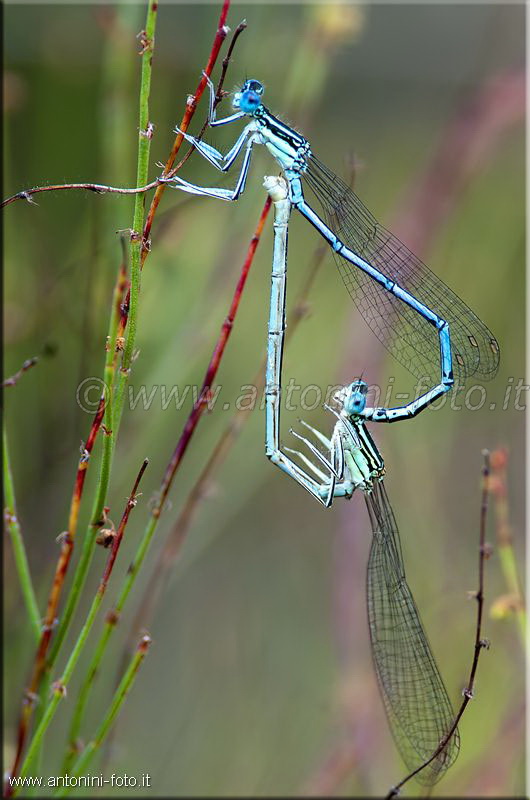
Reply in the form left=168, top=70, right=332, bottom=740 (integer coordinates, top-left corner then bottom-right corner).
left=4, top=2, right=525, bottom=796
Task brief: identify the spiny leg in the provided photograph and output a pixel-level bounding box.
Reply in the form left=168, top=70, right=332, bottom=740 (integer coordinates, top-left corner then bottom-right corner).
left=283, top=445, right=331, bottom=482
left=164, top=136, right=257, bottom=202
left=202, top=71, right=246, bottom=128
left=269, top=449, right=334, bottom=507
left=298, top=418, right=332, bottom=449
left=297, top=417, right=345, bottom=486
left=173, top=123, right=255, bottom=172
left=289, top=427, right=341, bottom=478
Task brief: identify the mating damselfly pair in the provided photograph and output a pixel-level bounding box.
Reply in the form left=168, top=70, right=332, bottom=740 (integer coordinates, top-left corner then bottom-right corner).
left=164, top=77, right=499, bottom=787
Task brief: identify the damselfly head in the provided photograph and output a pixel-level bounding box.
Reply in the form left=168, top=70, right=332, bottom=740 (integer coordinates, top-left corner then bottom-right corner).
left=233, top=79, right=264, bottom=114
left=343, top=379, right=368, bottom=417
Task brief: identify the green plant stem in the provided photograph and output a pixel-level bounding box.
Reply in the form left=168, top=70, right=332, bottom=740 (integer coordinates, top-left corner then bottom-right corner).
left=55, top=637, right=152, bottom=797
left=63, top=511, right=158, bottom=771
left=48, top=261, right=126, bottom=669
left=113, top=3, right=157, bottom=431
left=26, top=673, right=50, bottom=798
left=18, top=595, right=105, bottom=784
left=3, top=424, right=41, bottom=641
left=17, top=460, right=148, bottom=788
left=48, top=0, right=158, bottom=671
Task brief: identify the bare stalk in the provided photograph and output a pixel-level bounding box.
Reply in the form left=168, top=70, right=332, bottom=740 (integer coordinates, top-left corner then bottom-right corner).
left=3, top=356, right=41, bottom=641
left=54, top=636, right=153, bottom=798
left=386, top=451, right=492, bottom=797
left=16, top=460, right=148, bottom=786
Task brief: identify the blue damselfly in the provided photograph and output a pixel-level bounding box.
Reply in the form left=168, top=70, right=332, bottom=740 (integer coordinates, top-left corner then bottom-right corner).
left=165, top=76, right=499, bottom=423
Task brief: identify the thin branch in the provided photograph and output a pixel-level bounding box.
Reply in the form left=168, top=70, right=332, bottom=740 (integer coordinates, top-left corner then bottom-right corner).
left=3, top=357, right=39, bottom=387
left=16, top=460, right=148, bottom=786
left=3, top=424, right=41, bottom=642
left=3, top=357, right=41, bottom=640
left=386, top=450, right=492, bottom=797
left=99, top=459, right=149, bottom=582
left=54, top=635, right=152, bottom=798
left=59, top=1, right=237, bottom=770
left=112, top=0, right=158, bottom=430
left=7, top=0, right=235, bottom=789
left=1, top=180, right=160, bottom=209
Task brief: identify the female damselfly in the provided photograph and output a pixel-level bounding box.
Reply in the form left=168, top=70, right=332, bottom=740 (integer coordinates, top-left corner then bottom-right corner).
left=263, top=176, right=459, bottom=786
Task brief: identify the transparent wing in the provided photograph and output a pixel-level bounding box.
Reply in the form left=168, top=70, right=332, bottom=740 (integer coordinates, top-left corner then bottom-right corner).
left=365, top=481, right=459, bottom=784
left=305, top=156, right=500, bottom=386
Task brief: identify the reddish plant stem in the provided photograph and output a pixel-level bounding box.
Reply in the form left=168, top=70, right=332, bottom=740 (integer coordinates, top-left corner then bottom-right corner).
left=173, top=20, right=247, bottom=175
left=111, top=259, right=130, bottom=369
left=387, top=451, right=492, bottom=797
left=100, top=459, right=149, bottom=591
left=152, top=195, right=271, bottom=519
left=113, top=0, right=234, bottom=370
left=141, top=0, right=230, bottom=250
left=8, top=396, right=107, bottom=788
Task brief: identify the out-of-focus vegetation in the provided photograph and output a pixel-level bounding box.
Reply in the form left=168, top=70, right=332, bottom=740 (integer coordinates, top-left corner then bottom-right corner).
left=4, top=3, right=524, bottom=796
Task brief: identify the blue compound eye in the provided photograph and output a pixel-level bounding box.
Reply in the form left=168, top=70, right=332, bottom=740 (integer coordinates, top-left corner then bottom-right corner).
left=345, top=392, right=367, bottom=415
left=344, top=380, right=368, bottom=415
left=246, top=80, right=264, bottom=95
left=240, top=90, right=261, bottom=113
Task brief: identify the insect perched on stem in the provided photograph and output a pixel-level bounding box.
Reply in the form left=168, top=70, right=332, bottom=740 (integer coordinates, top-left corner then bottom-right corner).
left=165, top=70, right=500, bottom=785
left=164, top=74, right=499, bottom=419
